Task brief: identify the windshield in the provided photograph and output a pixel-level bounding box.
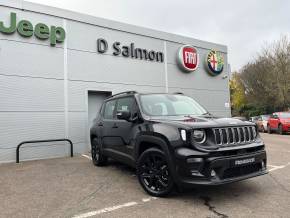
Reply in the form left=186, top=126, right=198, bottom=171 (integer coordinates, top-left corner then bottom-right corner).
left=139, top=94, right=208, bottom=116
left=279, top=112, right=290, bottom=119
left=261, top=115, right=270, bottom=120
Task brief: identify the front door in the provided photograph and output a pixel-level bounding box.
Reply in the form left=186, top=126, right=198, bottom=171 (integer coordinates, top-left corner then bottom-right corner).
left=113, top=97, right=138, bottom=157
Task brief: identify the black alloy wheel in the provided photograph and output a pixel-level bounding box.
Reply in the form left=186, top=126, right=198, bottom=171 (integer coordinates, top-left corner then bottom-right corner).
left=91, top=138, right=108, bottom=166
left=137, top=148, right=174, bottom=197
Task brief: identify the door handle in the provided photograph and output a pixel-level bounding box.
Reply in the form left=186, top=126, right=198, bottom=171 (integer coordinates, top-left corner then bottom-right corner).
left=98, top=122, right=103, bottom=127
left=112, top=123, right=118, bottom=128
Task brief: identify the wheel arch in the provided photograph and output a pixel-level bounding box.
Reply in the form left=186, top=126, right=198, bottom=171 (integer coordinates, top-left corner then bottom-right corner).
left=135, top=134, right=172, bottom=159
left=135, top=134, right=180, bottom=187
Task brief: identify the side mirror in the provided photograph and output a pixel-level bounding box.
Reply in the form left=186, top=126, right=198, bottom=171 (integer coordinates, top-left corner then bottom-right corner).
left=116, top=110, right=131, bottom=121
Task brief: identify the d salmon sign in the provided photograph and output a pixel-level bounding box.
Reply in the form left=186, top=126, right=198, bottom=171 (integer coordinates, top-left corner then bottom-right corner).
left=206, top=50, right=224, bottom=76
left=177, top=45, right=199, bottom=72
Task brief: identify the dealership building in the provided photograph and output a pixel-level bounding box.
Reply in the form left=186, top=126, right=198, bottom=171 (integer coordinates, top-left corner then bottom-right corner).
left=0, top=0, right=230, bottom=163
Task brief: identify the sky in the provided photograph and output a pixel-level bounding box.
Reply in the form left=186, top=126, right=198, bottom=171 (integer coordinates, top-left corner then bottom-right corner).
left=28, top=0, right=290, bottom=72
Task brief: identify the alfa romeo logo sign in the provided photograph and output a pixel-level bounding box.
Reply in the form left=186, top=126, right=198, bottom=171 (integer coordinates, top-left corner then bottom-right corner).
left=206, top=50, right=224, bottom=76
left=177, top=45, right=199, bottom=72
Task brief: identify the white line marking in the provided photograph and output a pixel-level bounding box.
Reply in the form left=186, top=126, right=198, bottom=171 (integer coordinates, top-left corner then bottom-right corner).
left=142, top=198, right=151, bottom=202
left=72, top=202, right=138, bottom=218
left=81, top=154, right=92, bottom=160
left=73, top=197, right=158, bottom=218
left=268, top=165, right=279, bottom=167
left=269, top=163, right=290, bottom=172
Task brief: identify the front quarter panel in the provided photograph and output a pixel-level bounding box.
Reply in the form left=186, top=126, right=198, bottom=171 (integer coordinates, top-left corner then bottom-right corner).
left=151, top=122, right=181, bottom=142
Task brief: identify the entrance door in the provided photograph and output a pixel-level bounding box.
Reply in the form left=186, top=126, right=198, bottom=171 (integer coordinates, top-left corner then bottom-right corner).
left=87, top=91, right=112, bottom=140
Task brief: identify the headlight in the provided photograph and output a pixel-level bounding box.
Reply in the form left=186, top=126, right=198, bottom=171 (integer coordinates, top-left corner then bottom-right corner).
left=192, top=129, right=206, bottom=144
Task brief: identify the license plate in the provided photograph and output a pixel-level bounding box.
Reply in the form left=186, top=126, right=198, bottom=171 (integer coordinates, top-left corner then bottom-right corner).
left=234, top=157, right=255, bottom=166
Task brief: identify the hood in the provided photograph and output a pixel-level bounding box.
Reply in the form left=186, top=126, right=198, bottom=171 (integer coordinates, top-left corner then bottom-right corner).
left=149, top=115, right=253, bottom=129
left=280, top=118, right=290, bottom=123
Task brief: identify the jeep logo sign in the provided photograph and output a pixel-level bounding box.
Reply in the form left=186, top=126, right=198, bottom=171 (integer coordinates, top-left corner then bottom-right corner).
left=0, top=12, right=66, bottom=46
left=177, top=45, right=199, bottom=72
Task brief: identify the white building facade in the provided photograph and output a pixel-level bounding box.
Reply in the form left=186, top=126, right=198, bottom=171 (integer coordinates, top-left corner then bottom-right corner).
left=0, top=0, right=230, bottom=163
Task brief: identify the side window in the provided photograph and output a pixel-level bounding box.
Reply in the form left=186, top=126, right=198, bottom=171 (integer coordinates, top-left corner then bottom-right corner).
left=103, top=100, right=116, bottom=119
left=116, top=97, right=134, bottom=113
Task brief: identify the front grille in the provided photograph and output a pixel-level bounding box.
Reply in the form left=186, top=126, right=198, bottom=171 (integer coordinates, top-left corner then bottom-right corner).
left=222, top=163, right=261, bottom=179
left=213, top=126, right=257, bottom=146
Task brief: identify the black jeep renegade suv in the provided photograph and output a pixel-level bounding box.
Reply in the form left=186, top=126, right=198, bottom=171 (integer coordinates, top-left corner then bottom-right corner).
left=90, top=91, right=267, bottom=196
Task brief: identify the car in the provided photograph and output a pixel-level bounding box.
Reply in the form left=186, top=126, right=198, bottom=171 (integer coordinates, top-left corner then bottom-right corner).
left=90, top=91, right=268, bottom=197
left=257, top=115, right=270, bottom=132
left=249, top=116, right=259, bottom=124
left=267, top=112, right=290, bottom=134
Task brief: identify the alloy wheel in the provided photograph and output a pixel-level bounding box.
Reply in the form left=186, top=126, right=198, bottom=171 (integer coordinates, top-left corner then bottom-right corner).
left=92, top=143, right=100, bottom=162
left=137, top=149, right=174, bottom=196
left=91, top=138, right=107, bottom=166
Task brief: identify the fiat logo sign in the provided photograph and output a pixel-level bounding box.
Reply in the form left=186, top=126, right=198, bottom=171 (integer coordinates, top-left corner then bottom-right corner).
left=177, top=45, right=199, bottom=72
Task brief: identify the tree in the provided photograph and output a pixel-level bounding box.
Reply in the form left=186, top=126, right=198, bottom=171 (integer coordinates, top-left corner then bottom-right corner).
left=229, top=72, right=247, bottom=116
left=236, top=35, right=290, bottom=115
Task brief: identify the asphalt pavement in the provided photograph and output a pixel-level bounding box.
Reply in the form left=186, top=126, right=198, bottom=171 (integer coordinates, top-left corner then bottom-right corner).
left=0, top=133, right=289, bottom=218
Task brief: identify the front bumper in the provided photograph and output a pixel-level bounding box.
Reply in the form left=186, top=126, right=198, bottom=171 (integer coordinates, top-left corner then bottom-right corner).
left=173, top=146, right=267, bottom=187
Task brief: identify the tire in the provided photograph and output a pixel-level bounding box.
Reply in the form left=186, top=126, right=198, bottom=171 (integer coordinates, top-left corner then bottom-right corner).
left=137, top=148, right=174, bottom=197
left=91, top=138, right=108, bottom=166
left=267, top=125, right=272, bottom=134
left=261, top=126, right=265, bottom=133
left=263, top=125, right=267, bottom=133
left=278, top=124, right=284, bottom=135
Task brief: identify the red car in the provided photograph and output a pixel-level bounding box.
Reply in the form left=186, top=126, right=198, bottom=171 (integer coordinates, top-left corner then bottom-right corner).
left=267, top=112, right=290, bottom=134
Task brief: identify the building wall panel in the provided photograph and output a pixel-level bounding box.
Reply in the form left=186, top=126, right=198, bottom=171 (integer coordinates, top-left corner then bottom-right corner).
left=67, top=49, right=165, bottom=86
left=0, top=75, right=64, bottom=111
left=0, top=40, right=64, bottom=79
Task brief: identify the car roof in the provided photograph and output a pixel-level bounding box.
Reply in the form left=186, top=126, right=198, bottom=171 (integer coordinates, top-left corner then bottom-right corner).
left=105, top=92, right=184, bottom=101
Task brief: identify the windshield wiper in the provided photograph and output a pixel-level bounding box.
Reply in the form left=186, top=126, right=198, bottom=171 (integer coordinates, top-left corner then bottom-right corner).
left=201, top=112, right=212, bottom=116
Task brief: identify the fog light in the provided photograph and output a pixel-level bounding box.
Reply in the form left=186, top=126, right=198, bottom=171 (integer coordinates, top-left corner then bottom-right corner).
left=191, top=170, right=203, bottom=177
left=210, top=170, right=216, bottom=177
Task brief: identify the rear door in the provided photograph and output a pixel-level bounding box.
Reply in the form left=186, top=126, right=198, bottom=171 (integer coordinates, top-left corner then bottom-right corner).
left=100, top=99, right=118, bottom=151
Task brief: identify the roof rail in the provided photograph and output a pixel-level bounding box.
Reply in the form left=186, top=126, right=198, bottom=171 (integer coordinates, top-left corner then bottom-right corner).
left=109, top=91, right=138, bottom=99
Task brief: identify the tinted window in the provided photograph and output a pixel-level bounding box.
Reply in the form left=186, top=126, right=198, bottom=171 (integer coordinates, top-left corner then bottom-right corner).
left=116, top=97, right=134, bottom=113
left=261, top=115, right=270, bottom=121
left=104, top=100, right=116, bottom=119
